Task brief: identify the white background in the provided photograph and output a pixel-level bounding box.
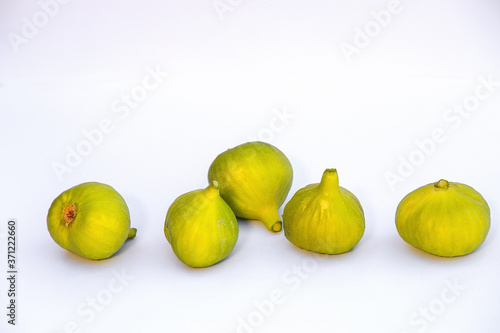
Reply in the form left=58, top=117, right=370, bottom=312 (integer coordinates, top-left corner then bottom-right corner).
left=1, top=0, right=500, bottom=332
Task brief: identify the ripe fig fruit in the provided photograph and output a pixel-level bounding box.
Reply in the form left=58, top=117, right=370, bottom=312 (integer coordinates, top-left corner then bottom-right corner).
left=164, top=181, right=239, bottom=268
left=208, top=141, right=293, bottom=233
left=396, top=179, right=490, bottom=257
left=47, top=182, right=137, bottom=260
left=283, top=168, right=365, bottom=254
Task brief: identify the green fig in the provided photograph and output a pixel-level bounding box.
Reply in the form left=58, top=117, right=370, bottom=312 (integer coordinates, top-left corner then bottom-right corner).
left=396, top=179, right=490, bottom=257
left=283, top=169, right=365, bottom=254
left=164, top=181, right=239, bottom=268
left=208, top=141, right=293, bottom=233
left=47, top=182, right=137, bottom=260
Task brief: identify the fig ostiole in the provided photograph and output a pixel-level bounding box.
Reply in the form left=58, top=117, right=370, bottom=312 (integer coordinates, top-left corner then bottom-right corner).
left=283, top=168, right=365, bottom=254
left=164, top=181, right=239, bottom=268
left=47, top=182, right=136, bottom=260
left=396, top=179, right=490, bottom=257
left=208, top=141, right=293, bottom=233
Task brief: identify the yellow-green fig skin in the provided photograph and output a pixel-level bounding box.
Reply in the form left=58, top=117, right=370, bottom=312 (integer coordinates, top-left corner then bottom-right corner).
left=47, top=182, right=136, bottom=260
left=208, top=141, right=293, bottom=233
left=283, top=169, right=365, bottom=254
left=396, top=179, right=490, bottom=257
left=164, top=181, right=239, bottom=268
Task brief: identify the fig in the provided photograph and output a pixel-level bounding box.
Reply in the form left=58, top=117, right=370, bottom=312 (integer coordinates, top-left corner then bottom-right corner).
left=283, top=168, right=365, bottom=254
left=47, top=182, right=136, bottom=260
left=164, top=181, right=238, bottom=268
left=208, top=141, right=293, bottom=233
left=396, top=179, right=490, bottom=257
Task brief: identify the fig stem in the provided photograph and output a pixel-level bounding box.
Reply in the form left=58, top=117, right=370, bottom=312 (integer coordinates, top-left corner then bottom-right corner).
left=271, top=222, right=283, bottom=232
left=203, top=181, right=220, bottom=199
left=318, top=168, right=341, bottom=195
left=260, top=209, right=283, bottom=233
left=127, top=228, right=137, bottom=239
left=434, top=179, right=450, bottom=190
left=209, top=180, right=220, bottom=190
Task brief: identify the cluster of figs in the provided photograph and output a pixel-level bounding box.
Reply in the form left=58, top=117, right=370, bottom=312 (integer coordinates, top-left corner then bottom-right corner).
left=47, top=142, right=491, bottom=267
